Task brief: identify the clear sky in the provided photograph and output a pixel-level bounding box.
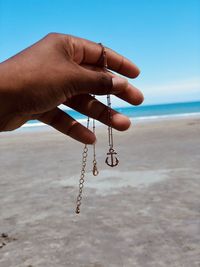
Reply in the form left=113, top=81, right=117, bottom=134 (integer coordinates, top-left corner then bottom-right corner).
left=0, top=0, right=199, bottom=106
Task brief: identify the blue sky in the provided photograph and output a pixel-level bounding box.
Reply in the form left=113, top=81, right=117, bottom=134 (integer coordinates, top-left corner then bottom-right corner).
left=0, top=0, right=199, bottom=106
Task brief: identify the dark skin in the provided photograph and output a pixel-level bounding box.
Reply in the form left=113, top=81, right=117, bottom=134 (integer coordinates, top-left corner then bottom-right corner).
left=0, top=33, right=144, bottom=144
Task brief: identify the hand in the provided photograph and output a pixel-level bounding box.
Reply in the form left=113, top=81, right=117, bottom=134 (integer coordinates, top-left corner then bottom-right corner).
left=0, top=33, right=143, bottom=144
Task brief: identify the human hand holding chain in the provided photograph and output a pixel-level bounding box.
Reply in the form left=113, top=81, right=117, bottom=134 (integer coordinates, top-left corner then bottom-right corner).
left=0, top=33, right=143, bottom=143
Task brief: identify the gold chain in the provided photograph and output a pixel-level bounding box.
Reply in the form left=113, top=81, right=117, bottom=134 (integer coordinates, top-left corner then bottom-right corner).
left=75, top=44, right=119, bottom=214
left=92, top=117, right=99, bottom=176
left=75, top=117, right=90, bottom=214
left=75, top=109, right=99, bottom=214
left=101, top=44, right=119, bottom=168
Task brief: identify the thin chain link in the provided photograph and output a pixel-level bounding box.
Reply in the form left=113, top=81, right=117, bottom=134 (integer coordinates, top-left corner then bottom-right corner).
left=75, top=102, right=99, bottom=213
left=107, top=94, right=114, bottom=149
left=75, top=43, right=119, bottom=214
left=92, top=117, right=99, bottom=176
left=75, top=117, right=90, bottom=214
left=100, top=44, right=119, bottom=167
left=101, top=44, right=114, bottom=150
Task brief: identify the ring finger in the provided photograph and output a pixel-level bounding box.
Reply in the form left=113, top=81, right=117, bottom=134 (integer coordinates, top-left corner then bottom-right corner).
left=65, top=94, right=131, bottom=131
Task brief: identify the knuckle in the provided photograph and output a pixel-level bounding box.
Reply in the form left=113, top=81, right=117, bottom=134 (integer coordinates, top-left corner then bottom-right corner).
left=46, top=32, right=61, bottom=40
left=45, top=32, right=67, bottom=45
left=64, top=34, right=73, bottom=44
left=46, top=33, right=74, bottom=58
left=96, top=105, right=108, bottom=123
left=40, top=110, right=61, bottom=127
left=66, top=121, right=79, bottom=136
left=70, top=94, right=90, bottom=109
left=116, top=56, right=124, bottom=73
left=63, top=34, right=75, bottom=58
left=49, top=113, right=63, bottom=128
left=98, top=74, right=112, bottom=93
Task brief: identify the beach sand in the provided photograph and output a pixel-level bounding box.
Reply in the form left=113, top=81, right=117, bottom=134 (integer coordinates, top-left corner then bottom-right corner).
left=0, top=117, right=200, bottom=267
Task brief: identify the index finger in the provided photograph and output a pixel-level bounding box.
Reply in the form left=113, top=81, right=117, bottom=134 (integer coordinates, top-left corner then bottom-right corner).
left=68, top=35, right=140, bottom=78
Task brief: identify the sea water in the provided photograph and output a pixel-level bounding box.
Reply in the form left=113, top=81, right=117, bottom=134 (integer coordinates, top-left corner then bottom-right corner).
left=23, top=101, right=200, bottom=128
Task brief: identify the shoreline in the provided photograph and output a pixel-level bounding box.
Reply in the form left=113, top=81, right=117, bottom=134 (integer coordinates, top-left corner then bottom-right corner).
left=2, top=112, right=200, bottom=135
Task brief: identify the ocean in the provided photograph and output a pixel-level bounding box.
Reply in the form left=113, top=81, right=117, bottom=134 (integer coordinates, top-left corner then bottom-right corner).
left=23, top=101, right=200, bottom=128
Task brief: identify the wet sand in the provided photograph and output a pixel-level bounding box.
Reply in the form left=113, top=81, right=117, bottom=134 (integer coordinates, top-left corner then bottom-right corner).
left=0, top=117, right=200, bottom=267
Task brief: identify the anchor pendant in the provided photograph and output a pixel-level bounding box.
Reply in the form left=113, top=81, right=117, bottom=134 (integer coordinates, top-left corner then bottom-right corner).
left=105, top=148, right=119, bottom=167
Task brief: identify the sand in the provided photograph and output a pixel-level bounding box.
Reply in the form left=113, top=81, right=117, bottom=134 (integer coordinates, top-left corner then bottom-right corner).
left=0, top=116, right=200, bottom=267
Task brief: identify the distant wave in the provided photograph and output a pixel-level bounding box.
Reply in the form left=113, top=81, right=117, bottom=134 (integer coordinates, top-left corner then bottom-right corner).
left=22, top=112, right=200, bottom=129
left=132, top=112, right=200, bottom=121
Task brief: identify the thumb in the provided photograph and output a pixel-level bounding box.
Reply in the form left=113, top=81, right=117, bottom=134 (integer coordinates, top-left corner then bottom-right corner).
left=73, top=67, right=128, bottom=96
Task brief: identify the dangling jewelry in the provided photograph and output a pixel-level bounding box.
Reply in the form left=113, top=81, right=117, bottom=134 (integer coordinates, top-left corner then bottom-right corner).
left=75, top=43, right=119, bottom=214
left=100, top=44, right=119, bottom=168
left=75, top=118, right=89, bottom=214
left=75, top=113, right=99, bottom=214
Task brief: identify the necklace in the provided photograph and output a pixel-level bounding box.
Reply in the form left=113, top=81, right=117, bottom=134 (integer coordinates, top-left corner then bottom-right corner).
left=75, top=44, right=119, bottom=214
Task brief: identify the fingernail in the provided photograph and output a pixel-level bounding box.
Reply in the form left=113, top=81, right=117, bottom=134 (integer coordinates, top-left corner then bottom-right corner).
left=112, top=76, right=128, bottom=94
